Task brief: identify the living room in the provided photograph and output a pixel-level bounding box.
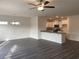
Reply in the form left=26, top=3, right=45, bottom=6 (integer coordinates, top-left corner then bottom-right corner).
left=0, top=0, right=79, bottom=59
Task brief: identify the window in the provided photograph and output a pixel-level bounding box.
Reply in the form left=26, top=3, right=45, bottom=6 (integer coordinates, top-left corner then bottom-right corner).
left=0, top=21, right=8, bottom=25
left=11, top=22, right=20, bottom=25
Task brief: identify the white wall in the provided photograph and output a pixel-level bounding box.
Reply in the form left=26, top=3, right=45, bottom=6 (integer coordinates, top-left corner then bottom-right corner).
left=69, top=15, right=79, bottom=41
left=30, top=16, right=49, bottom=39
left=0, top=15, right=31, bottom=41
left=38, top=16, right=48, bottom=31
left=2, top=15, right=79, bottom=42
left=30, top=16, right=39, bottom=39
left=38, top=16, right=50, bottom=39
left=0, top=15, right=47, bottom=41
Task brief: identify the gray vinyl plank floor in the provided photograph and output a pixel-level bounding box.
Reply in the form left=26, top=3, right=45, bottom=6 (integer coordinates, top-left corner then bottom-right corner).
left=0, top=38, right=79, bottom=59
left=0, top=41, right=4, bottom=44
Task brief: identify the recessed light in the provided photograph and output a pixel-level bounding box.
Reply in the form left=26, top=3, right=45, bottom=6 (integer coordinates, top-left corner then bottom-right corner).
left=61, top=16, right=64, bottom=19
left=56, top=16, right=59, bottom=18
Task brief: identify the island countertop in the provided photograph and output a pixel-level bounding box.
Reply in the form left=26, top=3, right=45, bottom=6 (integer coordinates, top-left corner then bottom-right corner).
left=41, top=30, right=66, bottom=34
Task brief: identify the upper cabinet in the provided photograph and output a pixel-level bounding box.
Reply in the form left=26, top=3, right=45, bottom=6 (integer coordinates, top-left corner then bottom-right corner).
left=46, top=16, right=69, bottom=33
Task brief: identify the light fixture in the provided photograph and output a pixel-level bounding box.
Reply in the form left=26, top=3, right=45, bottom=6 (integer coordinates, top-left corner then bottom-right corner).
left=37, top=6, right=44, bottom=11
left=37, top=3, right=44, bottom=11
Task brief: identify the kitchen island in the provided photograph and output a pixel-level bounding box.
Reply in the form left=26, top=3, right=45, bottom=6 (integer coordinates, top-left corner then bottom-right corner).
left=40, top=31, right=66, bottom=44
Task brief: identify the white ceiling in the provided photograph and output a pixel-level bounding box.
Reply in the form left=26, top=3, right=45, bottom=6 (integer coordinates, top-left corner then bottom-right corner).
left=0, top=0, right=79, bottom=17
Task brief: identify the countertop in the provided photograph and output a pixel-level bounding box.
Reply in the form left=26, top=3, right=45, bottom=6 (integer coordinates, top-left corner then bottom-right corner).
left=41, top=30, right=66, bottom=34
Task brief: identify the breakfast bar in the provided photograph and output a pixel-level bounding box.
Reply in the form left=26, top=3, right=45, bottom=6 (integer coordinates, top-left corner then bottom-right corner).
left=40, top=31, right=66, bottom=44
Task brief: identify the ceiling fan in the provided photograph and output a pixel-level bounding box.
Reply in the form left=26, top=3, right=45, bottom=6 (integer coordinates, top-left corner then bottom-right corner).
left=28, top=0, right=55, bottom=11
